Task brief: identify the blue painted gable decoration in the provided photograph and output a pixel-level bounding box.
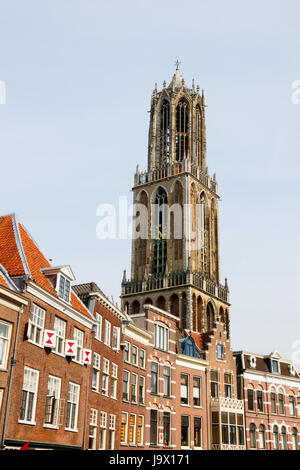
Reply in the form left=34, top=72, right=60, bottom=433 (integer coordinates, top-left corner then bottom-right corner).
left=180, top=335, right=197, bottom=357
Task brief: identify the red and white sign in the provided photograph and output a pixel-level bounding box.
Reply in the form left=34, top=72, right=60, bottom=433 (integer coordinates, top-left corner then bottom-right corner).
left=43, top=330, right=56, bottom=348
left=83, top=349, right=92, bottom=365
left=65, top=340, right=77, bottom=357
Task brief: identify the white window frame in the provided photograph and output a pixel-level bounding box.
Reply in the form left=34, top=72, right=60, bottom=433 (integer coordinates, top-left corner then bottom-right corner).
left=108, top=414, right=116, bottom=450
left=104, top=320, right=111, bottom=347
left=154, top=323, right=169, bottom=352
left=58, top=274, right=71, bottom=302
left=99, top=411, right=107, bottom=449
left=65, top=382, right=80, bottom=431
left=53, top=316, right=66, bottom=356
left=140, top=348, right=146, bottom=369
left=28, top=304, right=45, bottom=347
left=92, top=353, right=101, bottom=392
left=0, top=320, right=12, bottom=369
left=44, top=375, right=62, bottom=428
left=19, top=366, right=39, bottom=425
left=102, top=358, right=110, bottom=396
left=123, top=370, right=130, bottom=401
left=94, top=313, right=102, bottom=341
left=132, top=345, right=138, bottom=366
left=129, top=413, right=136, bottom=445
left=112, top=326, right=120, bottom=350
left=89, top=408, right=98, bottom=450
left=121, top=412, right=128, bottom=444
left=137, top=415, right=144, bottom=446
left=111, top=363, right=118, bottom=399
left=73, top=327, right=84, bottom=364
left=124, top=341, right=130, bottom=363
left=139, top=375, right=145, bottom=404
left=131, top=373, right=138, bottom=403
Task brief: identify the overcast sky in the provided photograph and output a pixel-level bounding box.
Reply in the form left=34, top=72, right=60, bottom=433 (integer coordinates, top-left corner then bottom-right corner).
left=0, top=0, right=299, bottom=363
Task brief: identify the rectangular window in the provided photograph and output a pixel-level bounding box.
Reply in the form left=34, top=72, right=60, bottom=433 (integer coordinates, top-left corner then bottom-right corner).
left=94, top=313, right=102, bottom=341
left=272, top=360, right=279, bottom=373
left=140, top=349, right=146, bottom=369
left=58, top=275, right=71, bottom=302
left=19, top=367, right=39, bottom=423
left=99, top=411, right=107, bottom=449
left=120, top=412, right=128, bottom=444
left=132, top=345, right=138, bottom=366
left=297, top=397, right=300, bottom=417
left=181, top=415, right=190, bottom=447
left=131, top=373, right=137, bottom=403
left=123, top=370, right=129, bottom=400
left=73, top=327, right=84, bottom=363
left=210, top=371, right=219, bottom=398
left=129, top=414, right=136, bottom=445
left=217, top=344, right=224, bottom=361
left=163, top=412, right=171, bottom=446
left=112, top=326, right=120, bottom=350
left=224, top=373, right=232, bottom=398
left=194, top=417, right=202, bottom=448
left=154, top=324, right=169, bottom=351
left=137, top=415, right=144, bottom=446
left=0, top=321, right=11, bottom=368
left=181, top=374, right=189, bottom=405
left=193, top=376, right=201, bottom=406
left=212, top=412, right=220, bottom=445
left=108, top=414, right=116, bottom=450
left=53, top=316, right=66, bottom=355
left=28, top=304, right=45, bottom=346
left=221, top=412, right=229, bottom=444
left=89, top=409, right=98, bottom=450
left=271, top=392, right=276, bottom=413
left=104, top=320, right=111, bottom=347
left=65, top=382, right=80, bottom=431
left=278, top=393, right=285, bottom=414
left=289, top=396, right=296, bottom=416
left=44, top=375, right=61, bottom=426
left=151, top=362, right=158, bottom=394
left=247, top=389, right=254, bottom=411
left=110, top=363, right=118, bottom=399
left=124, top=342, right=130, bottom=363
left=92, top=353, right=100, bottom=392
left=102, top=358, right=109, bottom=395
left=150, top=409, right=158, bottom=446
left=257, top=390, right=264, bottom=412
left=163, top=366, right=171, bottom=397
left=139, top=376, right=145, bottom=404
left=237, top=414, right=244, bottom=446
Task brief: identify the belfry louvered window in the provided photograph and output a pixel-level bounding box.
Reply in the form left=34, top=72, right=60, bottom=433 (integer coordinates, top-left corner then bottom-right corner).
left=175, top=98, right=189, bottom=161
left=160, top=100, right=170, bottom=163
left=196, top=104, right=202, bottom=166
left=152, top=187, right=168, bottom=275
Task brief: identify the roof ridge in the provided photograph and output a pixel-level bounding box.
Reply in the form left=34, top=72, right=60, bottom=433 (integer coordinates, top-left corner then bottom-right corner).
left=11, top=214, right=31, bottom=279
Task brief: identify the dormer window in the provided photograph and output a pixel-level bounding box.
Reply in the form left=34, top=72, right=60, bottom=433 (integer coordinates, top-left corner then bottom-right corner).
left=59, top=275, right=71, bottom=302
left=271, top=359, right=279, bottom=374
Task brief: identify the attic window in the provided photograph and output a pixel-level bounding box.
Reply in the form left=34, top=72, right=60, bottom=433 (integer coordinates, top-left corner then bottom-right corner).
left=58, top=275, right=71, bottom=302
left=271, top=360, right=279, bottom=374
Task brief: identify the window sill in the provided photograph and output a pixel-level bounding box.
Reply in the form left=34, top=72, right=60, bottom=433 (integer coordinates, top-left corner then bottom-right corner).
left=0, top=367, right=8, bottom=372
left=27, top=339, right=44, bottom=349
left=18, top=420, right=36, bottom=426
left=65, top=427, right=78, bottom=433
left=52, top=350, right=66, bottom=358
left=180, top=403, right=190, bottom=407
left=72, top=359, right=83, bottom=366
left=43, top=423, right=59, bottom=430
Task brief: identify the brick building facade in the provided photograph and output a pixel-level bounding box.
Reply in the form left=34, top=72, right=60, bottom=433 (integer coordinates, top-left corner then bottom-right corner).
left=234, top=350, right=300, bottom=450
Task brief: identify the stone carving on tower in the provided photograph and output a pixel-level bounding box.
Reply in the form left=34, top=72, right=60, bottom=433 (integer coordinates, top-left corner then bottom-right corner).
left=121, top=62, right=230, bottom=337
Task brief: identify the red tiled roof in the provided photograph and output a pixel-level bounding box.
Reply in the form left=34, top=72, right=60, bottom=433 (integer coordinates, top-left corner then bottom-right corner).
left=0, top=214, right=92, bottom=320
left=0, top=272, right=9, bottom=288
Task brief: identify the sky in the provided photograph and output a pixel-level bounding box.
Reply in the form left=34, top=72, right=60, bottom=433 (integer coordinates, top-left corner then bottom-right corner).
left=0, top=0, right=300, bottom=362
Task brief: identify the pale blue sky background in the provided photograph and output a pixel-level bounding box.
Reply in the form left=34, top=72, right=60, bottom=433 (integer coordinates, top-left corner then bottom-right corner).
left=0, top=0, right=299, bottom=361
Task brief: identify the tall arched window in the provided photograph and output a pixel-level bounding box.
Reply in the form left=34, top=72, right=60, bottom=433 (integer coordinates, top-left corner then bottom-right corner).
left=181, top=293, right=187, bottom=330
left=292, top=427, right=298, bottom=450
left=175, top=98, right=189, bottom=161
left=160, top=100, right=170, bottom=164
left=199, top=192, right=209, bottom=276
left=138, top=191, right=148, bottom=267
left=206, top=302, right=215, bottom=332
left=195, top=104, right=202, bottom=167
left=259, top=424, right=266, bottom=449
left=281, top=426, right=288, bottom=450
left=273, top=425, right=279, bottom=450
left=152, top=187, right=168, bottom=275
left=170, top=294, right=179, bottom=317
left=249, top=423, right=257, bottom=449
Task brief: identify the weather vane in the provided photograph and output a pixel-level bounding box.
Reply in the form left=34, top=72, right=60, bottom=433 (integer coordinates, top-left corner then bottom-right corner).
left=175, top=56, right=181, bottom=70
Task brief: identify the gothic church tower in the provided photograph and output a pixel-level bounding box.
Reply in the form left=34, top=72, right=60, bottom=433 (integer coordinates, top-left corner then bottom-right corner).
left=122, top=64, right=230, bottom=336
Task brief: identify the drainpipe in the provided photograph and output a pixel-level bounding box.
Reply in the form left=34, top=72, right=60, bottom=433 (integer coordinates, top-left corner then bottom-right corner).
left=1, top=305, right=23, bottom=449
left=82, top=324, right=95, bottom=450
